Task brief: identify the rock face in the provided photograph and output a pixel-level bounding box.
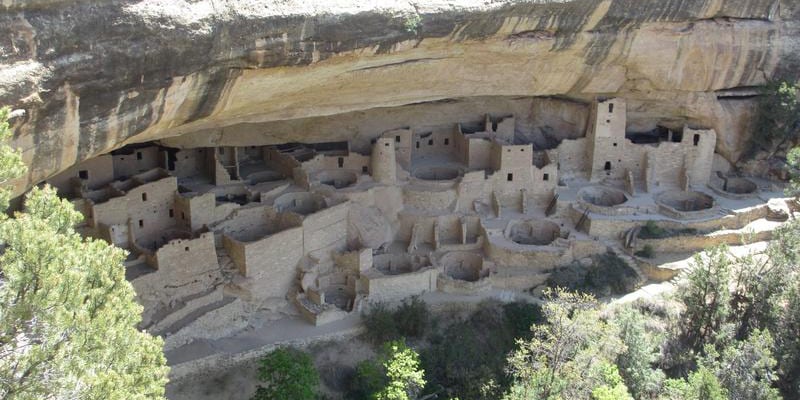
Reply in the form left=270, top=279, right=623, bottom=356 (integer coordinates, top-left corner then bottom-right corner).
left=1, top=0, right=799, bottom=194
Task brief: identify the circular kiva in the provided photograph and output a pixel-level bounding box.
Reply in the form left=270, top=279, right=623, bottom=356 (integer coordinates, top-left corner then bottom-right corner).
left=578, top=185, right=628, bottom=207
left=656, top=190, right=714, bottom=212
left=506, top=219, right=561, bottom=246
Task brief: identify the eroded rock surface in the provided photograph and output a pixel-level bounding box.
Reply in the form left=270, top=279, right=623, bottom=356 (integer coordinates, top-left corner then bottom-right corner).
left=1, top=0, right=799, bottom=194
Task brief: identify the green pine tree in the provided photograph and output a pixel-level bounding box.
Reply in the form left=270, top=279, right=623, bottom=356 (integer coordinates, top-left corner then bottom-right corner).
left=0, top=107, right=169, bottom=399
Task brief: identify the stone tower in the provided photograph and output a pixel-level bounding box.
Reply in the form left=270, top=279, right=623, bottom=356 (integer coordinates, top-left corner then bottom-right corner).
left=371, top=137, right=396, bottom=184
left=587, top=98, right=627, bottom=181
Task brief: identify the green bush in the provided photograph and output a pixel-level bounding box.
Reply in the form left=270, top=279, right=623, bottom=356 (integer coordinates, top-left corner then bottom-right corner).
left=251, top=347, right=319, bottom=400
left=502, top=301, right=544, bottom=337
left=363, top=302, right=399, bottom=345
left=639, top=221, right=668, bottom=239
left=362, top=297, right=430, bottom=345
left=419, top=301, right=541, bottom=400
left=635, top=244, right=655, bottom=258
left=350, top=359, right=386, bottom=400
left=394, top=296, right=430, bottom=338
left=547, top=254, right=640, bottom=297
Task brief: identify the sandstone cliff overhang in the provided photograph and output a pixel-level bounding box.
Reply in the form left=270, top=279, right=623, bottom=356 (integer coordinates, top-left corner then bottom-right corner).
left=1, top=0, right=799, bottom=194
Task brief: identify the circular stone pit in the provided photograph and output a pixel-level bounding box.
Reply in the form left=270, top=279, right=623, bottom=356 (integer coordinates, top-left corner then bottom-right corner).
left=656, top=191, right=714, bottom=212
left=720, top=177, right=757, bottom=195
left=413, top=166, right=462, bottom=181
left=506, top=219, right=561, bottom=246
left=273, top=192, right=326, bottom=215
left=578, top=186, right=628, bottom=207
left=439, top=252, right=484, bottom=282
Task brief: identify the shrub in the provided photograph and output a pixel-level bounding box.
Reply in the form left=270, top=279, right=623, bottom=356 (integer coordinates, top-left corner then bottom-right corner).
left=394, top=296, right=430, bottom=338
left=363, top=302, right=399, bottom=345
left=635, top=244, right=655, bottom=258
left=363, top=297, right=430, bottom=345
left=639, top=220, right=668, bottom=239
left=420, top=301, right=541, bottom=400
left=502, top=301, right=544, bottom=337
left=251, top=347, right=319, bottom=400
left=403, top=12, right=422, bottom=33
left=547, top=254, right=640, bottom=297
left=350, top=359, right=386, bottom=400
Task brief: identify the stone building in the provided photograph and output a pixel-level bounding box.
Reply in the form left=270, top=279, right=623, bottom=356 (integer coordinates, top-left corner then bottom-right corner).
left=42, top=97, right=786, bottom=335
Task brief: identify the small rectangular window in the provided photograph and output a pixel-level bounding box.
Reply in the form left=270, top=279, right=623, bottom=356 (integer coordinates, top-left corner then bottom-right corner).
left=181, top=211, right=186, bottom=220
left=613, top=143, right=617, bottom=147
left=693, top=134, right=700, bottom=146
left=362, top=166, right=368, bottom=173
left=184, top=247, right=189, bottom=251
left=136, top=151, right=143, bottom=160
left=428, top=139, right=433, bottom=146
left=338, top=157, right=344, bottom=168
left=444, top=138, right=450, bottom=145
left=395, top=136, right=400, bottom=143
left=384, top=142, right=390, bottom=147
left=609, top=103, right=614, bottom=113
left=507, top=173, right=513, bottom=182
left=78, top=170, right=89, bottom=180
left=416, top=142, right=420, bottom=149
left=169, top=209, right=174, bottom=218
left=543, top=173, right=549, bottom=181
left=138, top=219, right=144, bottom=228
left=141, top=193, right=147, bottom=201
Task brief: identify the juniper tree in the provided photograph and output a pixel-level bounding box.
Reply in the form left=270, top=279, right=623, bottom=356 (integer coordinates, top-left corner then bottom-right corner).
left=0, top=107, right=168, bottom=399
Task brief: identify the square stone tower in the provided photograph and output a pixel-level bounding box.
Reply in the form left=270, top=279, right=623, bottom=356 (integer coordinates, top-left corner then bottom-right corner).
left=586, top=98, right=626, bottom=181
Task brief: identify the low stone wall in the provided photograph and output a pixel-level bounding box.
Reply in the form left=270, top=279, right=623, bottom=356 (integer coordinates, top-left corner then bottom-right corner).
left=402, top=186, right=457, bottom=210
left=150, top=287, right=224, bottom=335
left=485, top=238, right=566, bottom=270
left=489, top=270, right=549, bottom=291
left=636, top=229, right=773, bottom=254
left=584, top=203, right=770, bottom=239
left=361, top=268, right=438, bottom=303
left=437, top=274, right=492, bottom=295
left=168, top=320, right=364, bottom=382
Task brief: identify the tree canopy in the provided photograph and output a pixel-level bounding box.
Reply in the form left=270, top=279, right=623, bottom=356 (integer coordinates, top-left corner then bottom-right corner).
left=251, top=347, right=319, bottom=400
left=0, top=107, right=168, bottom=399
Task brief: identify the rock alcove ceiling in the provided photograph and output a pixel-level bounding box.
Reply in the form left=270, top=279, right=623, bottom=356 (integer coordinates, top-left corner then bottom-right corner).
left=1, top=0, right=799, bottom=194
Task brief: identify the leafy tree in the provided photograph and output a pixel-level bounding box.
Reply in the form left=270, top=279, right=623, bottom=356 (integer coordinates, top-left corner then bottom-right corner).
left=351, top=358, right=388, bottom=400
left=504, top=289, right=624, bottom=400
left=590, top=363, right=633, bottom=400
left=661, top=367, right=728, bottom=400
left=614, top=308, right=665, bottom=399
left=251, top=347, right=319, bottom=400
left=751, top=79, right=800, bottom=155
left=352, top=340, right=426, bottom=400
left=376, top=340, right=426, bottom=400
left=0, top=107, right=169, bottom=399
left=421, top=301, right=535, bottom=400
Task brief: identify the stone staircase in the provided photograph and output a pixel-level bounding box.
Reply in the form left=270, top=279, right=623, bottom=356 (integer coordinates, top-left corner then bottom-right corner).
left=603, top=240, right=648, bottom=286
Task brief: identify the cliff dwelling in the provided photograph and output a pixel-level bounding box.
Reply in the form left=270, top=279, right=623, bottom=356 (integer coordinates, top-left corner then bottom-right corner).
left=41, top=95, right=793, bottom=383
